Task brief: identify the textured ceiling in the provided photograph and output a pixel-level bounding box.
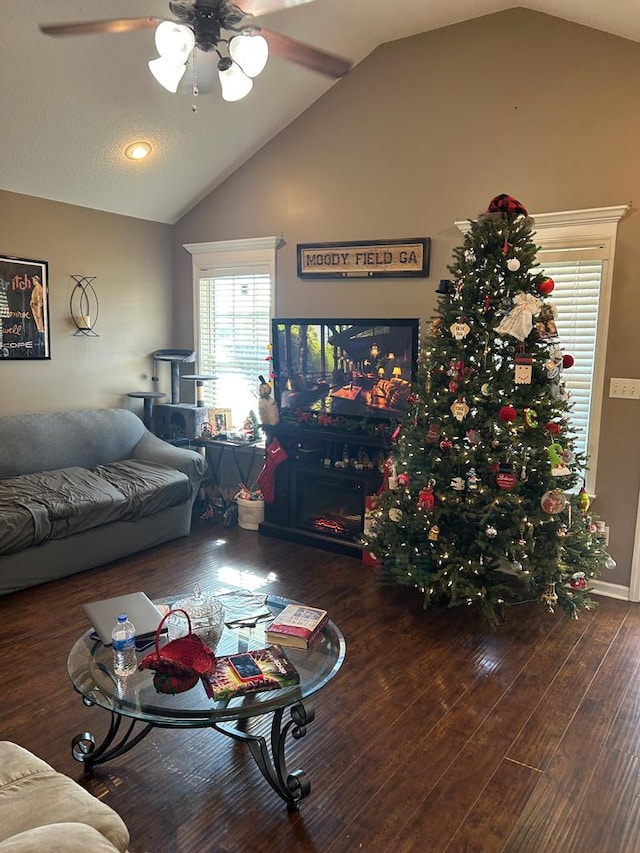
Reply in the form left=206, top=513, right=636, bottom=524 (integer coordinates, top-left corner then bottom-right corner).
left=2, top=0, right=640, bottom=224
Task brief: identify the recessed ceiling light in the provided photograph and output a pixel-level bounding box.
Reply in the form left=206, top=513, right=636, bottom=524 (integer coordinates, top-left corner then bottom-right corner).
left=124, top=142, right=152, bottom=161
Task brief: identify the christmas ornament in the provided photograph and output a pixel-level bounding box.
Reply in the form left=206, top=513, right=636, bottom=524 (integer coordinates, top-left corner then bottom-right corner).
left=450, top=476, right=466, bottom=491
left=542, top=582, right=558, bottom=607
left=449, top=380, right=460, bottom=393
left=548, top=442, right=571, bottom=476
left=514, top=353, right=533, bottom=384
left=418, top=485, right=435, bottom=510
left=481, top=382, right=492, bottom=396
left=545, top=421, right=561, bottom=436
left=428, top=525, right=440, bottom=541
left=451, top=399, right=470, bottom=421
left=569, top=572, right=587, bottom=590
left=534, top=303, right=558, bottom=339
left=562, top=354, right=575, bottom=369
left=496, top=464, right=517, bottom=490
left=464, top=249, right=476, bottom=262
left=465, top=429, right=481, bottom=446
left=439, top=439, right=453, bottom=452
left=467, top=468, right=479, bottom=490
left=524, top=408, right=538, bottom=428
left=538, top=277, right=555, bottom=296
left=498, top=405, right=517, bottom=423
left=436, top=279, right=451, bottom=294
left=556, top=525, right=568, bottom=537
left=450, top=321, right=471, bottom=340
left=577, top=486, right=591, bottom=515
left=604, top=555, right=617, bottom=570
left=486, top=525, right=498, bottom=538
left=502, top=239, right=510, bottom=256
left=487, top=194, right=528, bottom=217
left=397, top=472, right=411, bottom=488
left=495, top=293, right=542, bottom=341
left=541, top=490, right=567, bottom=513
left=426, top=419, right=441, bottom=443
left=389, top=507, right=403, bottom=522
left=507, top=258, right=521, bottom=272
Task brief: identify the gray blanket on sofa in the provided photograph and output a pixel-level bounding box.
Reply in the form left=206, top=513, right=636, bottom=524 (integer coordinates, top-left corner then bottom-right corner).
left=0, top=460, right=191, bottom=555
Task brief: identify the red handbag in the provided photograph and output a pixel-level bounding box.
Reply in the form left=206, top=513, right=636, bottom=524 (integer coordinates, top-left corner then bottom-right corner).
left=138, top=608, right=217, bottom=694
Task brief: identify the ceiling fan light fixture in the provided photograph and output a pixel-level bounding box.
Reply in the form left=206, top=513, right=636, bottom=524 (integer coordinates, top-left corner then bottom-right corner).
left=229, top=32, right=269, bottom=79
left=148, top=56, right=187, bottom=93
left=154, top=21, right=195, bottom=61
left=217, top=57, right=253, bottom=102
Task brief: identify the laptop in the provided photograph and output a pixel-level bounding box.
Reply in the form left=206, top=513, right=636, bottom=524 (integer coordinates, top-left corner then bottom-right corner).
left=82, top=591, right=165, bottom=645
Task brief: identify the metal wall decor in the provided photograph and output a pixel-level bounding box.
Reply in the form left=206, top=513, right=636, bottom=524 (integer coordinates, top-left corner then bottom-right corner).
left=70, top=275, right=99, bottom=336
left=0, top=254, right=50, bottom=359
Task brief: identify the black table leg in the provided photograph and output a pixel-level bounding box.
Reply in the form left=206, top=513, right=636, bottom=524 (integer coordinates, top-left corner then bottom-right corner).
left=213, top=701, right=315, bottom=810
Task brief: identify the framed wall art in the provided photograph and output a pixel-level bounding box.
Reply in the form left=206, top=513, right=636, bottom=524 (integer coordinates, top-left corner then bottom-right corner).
left=0, top=254, right=50, bottom=360
left=297, top=237, right=430, bottom=280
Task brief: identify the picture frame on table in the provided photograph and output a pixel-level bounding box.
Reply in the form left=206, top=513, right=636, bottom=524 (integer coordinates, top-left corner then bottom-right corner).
left=211, top=408, right=232, bottom=433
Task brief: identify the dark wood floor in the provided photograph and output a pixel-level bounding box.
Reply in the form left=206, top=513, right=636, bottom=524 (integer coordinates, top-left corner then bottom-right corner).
left=2, top=517, right=640, bottom=852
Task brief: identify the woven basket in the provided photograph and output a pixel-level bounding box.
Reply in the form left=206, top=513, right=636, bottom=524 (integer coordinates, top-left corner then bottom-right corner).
left=139, top=608, right=217, bottom=694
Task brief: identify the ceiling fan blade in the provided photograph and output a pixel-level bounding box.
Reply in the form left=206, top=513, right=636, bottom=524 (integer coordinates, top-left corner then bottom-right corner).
left=237, top=0, right=316, bottom=17
left=39, top=17, right=161, bottom=37
left=260, top=28, right=352, bottom=78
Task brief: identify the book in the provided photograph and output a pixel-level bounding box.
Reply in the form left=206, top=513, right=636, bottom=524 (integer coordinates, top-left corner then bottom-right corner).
left=206, top=645, right=300, bottom=701
left=265, top=603, right=329, bottom=649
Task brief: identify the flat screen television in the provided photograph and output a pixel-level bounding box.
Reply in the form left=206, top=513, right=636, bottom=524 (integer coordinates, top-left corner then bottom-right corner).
left=272, top=318, right=420, bottom=422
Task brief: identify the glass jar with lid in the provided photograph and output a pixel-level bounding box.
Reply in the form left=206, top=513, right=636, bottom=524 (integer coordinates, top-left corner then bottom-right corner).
left=166, top=584, right=225, bottom=651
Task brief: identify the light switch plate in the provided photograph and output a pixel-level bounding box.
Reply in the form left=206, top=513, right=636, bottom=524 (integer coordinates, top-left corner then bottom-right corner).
left=609, top=378, right=640, bottom=399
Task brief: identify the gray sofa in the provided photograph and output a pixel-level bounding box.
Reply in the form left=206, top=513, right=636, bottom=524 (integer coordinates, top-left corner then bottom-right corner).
left=0, top=408, right=207, bottom=596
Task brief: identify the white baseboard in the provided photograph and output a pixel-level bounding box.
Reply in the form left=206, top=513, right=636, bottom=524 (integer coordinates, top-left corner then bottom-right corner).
left=590, top=579, right=630, bottom=601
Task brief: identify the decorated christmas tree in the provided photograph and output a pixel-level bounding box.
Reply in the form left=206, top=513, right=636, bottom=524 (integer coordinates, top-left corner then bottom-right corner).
left=366, top=194, right=611, bottom=627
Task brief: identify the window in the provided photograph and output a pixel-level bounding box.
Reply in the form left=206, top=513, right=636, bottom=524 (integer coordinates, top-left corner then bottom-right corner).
left=457, top=205, right=628, bottom=494
left=184, top=237, right=278, bottom=429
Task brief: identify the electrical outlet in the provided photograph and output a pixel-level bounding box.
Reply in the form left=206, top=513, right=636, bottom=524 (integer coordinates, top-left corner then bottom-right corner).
left=609, top=378, right=640, bottom=399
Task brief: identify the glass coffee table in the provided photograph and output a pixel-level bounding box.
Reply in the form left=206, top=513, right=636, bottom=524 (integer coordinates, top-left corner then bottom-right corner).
left=68, top=593, right=345, bottom=810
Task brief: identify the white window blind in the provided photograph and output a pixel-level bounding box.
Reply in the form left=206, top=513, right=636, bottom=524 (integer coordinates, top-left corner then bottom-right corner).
left=198, top=270, right=272, bottom=425
left=184, top=237, right=278, bottom=431
left=537, top=258, right=603, bottom=465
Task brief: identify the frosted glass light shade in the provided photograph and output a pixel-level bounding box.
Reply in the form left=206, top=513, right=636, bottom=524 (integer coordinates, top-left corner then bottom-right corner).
left=154, top=22, right=195, bottom=61
left=148, top=57, right=187, bottom=93
left=229, top=33, right=269, bottom=78
left=218, top=61, right=253, bottom=101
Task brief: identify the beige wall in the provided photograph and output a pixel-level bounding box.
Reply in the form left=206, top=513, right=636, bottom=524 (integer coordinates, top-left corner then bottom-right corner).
left=0, top=190, right=174, bottom=418
left=173, top=9, right=640, bottom=587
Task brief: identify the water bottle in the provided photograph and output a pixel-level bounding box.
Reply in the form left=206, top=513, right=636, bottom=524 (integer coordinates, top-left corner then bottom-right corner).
left=111, top=614, right=137, bottom=676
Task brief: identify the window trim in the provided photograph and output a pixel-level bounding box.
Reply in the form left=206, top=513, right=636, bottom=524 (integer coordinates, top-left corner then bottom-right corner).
left=456, top=205, right=629, bottom=495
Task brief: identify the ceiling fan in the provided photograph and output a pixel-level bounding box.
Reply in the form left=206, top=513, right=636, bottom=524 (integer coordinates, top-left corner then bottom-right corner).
left=40, top=0, right=353, bottom=102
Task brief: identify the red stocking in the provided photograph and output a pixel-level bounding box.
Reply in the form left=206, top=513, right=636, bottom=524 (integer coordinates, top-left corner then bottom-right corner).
left=257, top=438, right=288, bottom=503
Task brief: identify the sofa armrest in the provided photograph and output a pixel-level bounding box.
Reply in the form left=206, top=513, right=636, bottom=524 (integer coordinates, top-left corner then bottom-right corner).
left=132, top=433, right=207, bottom=498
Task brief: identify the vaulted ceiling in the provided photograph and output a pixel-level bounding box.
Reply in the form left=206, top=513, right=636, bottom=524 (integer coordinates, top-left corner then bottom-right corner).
left=3, top=1, right=640, bottom=224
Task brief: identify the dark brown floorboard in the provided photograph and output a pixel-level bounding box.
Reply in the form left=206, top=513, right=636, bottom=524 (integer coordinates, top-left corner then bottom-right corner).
left=1, top=517, right=639, bottom=852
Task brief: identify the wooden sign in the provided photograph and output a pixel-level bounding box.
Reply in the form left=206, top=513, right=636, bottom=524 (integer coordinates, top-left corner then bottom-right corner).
left=297, top=238, right=430, bottom=279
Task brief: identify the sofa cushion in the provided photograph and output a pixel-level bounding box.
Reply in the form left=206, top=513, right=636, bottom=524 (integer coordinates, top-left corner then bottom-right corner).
left=0, top=742, right=129, bottom=851
left=0, top=822, right=127, bottom=852
left=92, top=459, right=192, bottom=518
left=0, top=468, right=128, bottom=554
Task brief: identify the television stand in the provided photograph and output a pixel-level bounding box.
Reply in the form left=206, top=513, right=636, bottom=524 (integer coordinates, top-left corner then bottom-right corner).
left=259, top=424, right=389, bottom=557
